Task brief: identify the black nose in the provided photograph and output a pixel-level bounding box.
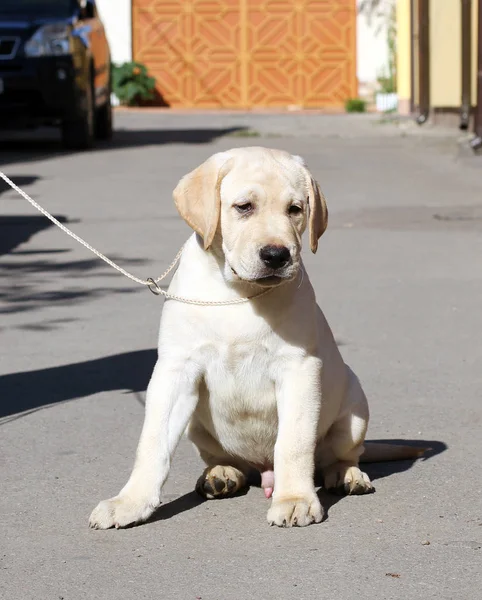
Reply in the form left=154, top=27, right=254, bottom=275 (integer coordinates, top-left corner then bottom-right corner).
left=259, top=245, right=291, bottom=270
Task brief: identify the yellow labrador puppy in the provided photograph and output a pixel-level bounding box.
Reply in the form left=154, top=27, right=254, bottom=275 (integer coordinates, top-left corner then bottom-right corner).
left=89, top=147, right=422, bottom=529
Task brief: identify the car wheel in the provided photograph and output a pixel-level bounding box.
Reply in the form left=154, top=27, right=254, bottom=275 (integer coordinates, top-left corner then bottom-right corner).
left=95, top=91, right=113, bottom=140
left=61, top=82, right=94, bottom=150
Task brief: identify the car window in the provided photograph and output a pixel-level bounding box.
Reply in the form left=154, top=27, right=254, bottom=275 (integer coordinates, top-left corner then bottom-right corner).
left=0, top=0, right=77, bottom=19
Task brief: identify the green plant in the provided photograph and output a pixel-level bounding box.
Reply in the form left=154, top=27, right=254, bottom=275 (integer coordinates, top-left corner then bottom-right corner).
left=385, top=3, right=397, bottom=93
left=228, top=128, right=261, bottom=138
left=112, top=62, right=156, bottom=106
left=377, top=70, right=396, bottom=94
left=345, top=98, right=367, bottom=113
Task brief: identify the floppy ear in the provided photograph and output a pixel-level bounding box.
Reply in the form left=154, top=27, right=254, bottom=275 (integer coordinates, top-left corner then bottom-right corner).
left=293, top=156, right=328, bottom=254
left=173, top=154, right=233, bottom=250
left=306, top=175, right=328, bottom=254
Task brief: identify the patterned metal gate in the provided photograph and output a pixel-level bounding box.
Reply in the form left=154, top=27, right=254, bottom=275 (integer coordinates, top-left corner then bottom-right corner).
left=132, top=0, right=356, bottom=108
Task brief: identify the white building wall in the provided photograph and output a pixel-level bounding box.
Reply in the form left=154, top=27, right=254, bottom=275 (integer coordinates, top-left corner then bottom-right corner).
left=96, top=0, right=132, bottom=64
left=356, top=0, right=393, bottom=88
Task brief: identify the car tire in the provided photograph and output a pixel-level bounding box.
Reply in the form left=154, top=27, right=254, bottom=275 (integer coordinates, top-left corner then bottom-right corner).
left=95, top=91, right=113, bottom=141
left=61, top=82, right=94, bottom=150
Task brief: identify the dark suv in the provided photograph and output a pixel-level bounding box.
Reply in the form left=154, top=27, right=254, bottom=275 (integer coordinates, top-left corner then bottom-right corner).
left=0, top=0, right=112, bottom=149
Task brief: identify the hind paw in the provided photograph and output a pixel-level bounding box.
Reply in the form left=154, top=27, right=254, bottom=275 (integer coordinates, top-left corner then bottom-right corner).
left=324, top=463, right=374, bottom=495
left=195, top=465, right=246, bottom=499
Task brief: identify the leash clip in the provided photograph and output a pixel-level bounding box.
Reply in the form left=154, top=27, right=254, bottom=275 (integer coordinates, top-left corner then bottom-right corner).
left=146, top=277, right=163, bottom=296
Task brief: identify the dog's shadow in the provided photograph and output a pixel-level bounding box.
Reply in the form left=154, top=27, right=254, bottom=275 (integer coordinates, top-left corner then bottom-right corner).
left=143, top=485, right=251, bottom=526
left=141, top=439, right=447, bottom=526
left=144, top=491, right=207, bottom=525
left=316, top=439, right=447, bottom=520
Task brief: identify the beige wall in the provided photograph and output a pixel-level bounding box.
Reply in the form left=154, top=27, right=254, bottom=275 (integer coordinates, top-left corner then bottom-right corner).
left=472, top=0, right=478, bottom=105
left=396, top=0, right=411, bottom=114
left=429, top=0, right=478, bottom=108
left=429, top=0, right=460, bottom=107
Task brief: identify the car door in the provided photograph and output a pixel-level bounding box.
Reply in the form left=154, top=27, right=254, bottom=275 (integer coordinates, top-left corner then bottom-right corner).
left=79, top=0, right=110, bottom=107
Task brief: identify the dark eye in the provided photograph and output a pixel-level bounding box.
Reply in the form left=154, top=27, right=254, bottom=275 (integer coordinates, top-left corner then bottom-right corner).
left=235, top=202, right=253, bottom=214
left=288, top=205, right=303, bottom=215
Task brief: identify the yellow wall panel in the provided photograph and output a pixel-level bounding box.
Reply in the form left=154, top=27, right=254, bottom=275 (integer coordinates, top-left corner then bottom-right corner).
left=396, top=0, right=411, bottom=112
left=429, top=0, right=460, bottom=107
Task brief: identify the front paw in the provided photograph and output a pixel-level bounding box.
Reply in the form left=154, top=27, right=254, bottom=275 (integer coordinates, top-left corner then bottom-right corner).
left=89, top=494, right=159, bottom=530
left=267, top=493, right=324, bottom=527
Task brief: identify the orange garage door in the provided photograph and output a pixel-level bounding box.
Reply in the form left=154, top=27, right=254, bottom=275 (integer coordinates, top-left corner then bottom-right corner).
left=132, top=0, right=357, bottom=108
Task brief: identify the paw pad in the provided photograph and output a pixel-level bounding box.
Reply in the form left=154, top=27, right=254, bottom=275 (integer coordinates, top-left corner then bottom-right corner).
left=195, top=466, right=245, bottom=499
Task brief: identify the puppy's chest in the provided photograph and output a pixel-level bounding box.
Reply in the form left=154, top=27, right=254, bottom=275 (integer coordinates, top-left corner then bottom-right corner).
left=198, top=341, right=279, bottom=461
left=204, top=341, right=275, bottom=404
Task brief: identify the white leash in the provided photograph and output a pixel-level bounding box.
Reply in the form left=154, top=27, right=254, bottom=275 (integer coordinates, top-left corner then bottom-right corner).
left=0, top=171, right=273, bottom=306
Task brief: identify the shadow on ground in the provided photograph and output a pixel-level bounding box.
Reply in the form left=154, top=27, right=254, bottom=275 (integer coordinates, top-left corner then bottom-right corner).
left=0, top=348, right=157, bottom=421
left=0, top=214, right=68, bottom=255
left=0, top=175, right=41, bottom=197
left=0, top=126, right=247, bottom=167
left=144, top=492, right=206, bottom=525
left=0, top=215, right=149, bottom=315
left=312, top=438, right=447, bottom=521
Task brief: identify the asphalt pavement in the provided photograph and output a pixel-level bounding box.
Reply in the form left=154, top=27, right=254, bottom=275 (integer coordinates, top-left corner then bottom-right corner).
left=1, top=112, right=481, bottom=600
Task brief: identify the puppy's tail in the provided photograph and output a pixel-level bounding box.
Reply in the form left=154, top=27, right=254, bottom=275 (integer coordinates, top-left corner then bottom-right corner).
left=360, top=442, right=429, bottom=463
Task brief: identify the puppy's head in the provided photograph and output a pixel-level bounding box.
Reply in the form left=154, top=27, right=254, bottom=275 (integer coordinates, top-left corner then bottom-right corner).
left=173, top=147, right=328, bottom=287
